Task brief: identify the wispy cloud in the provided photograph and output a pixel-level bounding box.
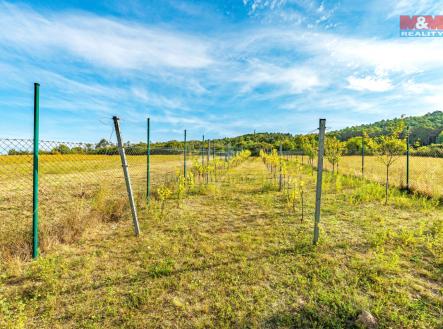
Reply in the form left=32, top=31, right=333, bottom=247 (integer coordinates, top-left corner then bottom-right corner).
left=234, top=60, right=322, bottom=95
left=0, top=2, right=213, bottom=70
left=346, top=76, right=393, bottom=92
left=387, top=0, right=443, bottom=18
left=1, top=0, right=443, bottom=142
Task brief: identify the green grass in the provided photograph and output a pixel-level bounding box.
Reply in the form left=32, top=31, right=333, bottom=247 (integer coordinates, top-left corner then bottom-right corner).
left=0, top=158, right=442, bottom=328
left=287, top=154, right=443, bottom=199
left=327, top=155, right=443, bottom=198
left=0, top=154, right=196, bottom=260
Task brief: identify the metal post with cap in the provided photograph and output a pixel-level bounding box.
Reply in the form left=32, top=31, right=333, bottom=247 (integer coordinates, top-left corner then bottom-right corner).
left=313, top=118, right=326, bottom=245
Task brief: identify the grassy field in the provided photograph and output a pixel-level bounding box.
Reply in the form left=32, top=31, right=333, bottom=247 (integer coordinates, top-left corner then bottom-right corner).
left=289, top=154, right=443, bottom=199
left=0, top=154, right=191, bottom=261
left=0, top=156, right=442, bottom=328
left=332, top=155, right=443, bottom=198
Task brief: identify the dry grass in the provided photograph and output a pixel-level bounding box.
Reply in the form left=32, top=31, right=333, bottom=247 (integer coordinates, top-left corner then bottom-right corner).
left=0, top=154, right=193, bottom=262
left=0, top=157, right=442, bottom=328
left=332, top=155, right=443, bottom=198
left=288, top=154, right=443, bottom=198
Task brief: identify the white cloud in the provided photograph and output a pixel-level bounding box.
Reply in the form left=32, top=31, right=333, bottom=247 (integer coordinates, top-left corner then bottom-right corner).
left=422, top=94, right=443, bottom=109
left=387, top=0, right=443, bottom=18
left=232, top=28, right=443, bottom=74
left=0, top=3, right=213, bottom=70
left=346, top=76, right=393, bottom=92
left=131, top=87, right=187, bottom=110
left=323, top=37, right=443, bottom=74
left=402, top=80, right=443, bottom=108
left=281, top=92, right=383, bottom=114
left=233, top=60, right=322, bottom=95
left=245, top=0, right=288, bottom=14
left=402, top=80, right=440, bottom=94
left=2, top=1, right=443, bottom=140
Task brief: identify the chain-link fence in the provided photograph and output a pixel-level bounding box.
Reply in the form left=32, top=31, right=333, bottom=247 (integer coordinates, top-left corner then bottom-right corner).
left=276, top=146, right=443, bottom=200
left=2, top=121, right=441, bottom=260
left=294, top=149, right=443, bottom=199
left=0, top=133, right=240, bottom=260
left=318, top=149, right=443, bottom=199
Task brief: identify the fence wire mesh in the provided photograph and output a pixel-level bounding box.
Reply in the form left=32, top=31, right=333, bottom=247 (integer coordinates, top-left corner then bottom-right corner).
left=1, top=130, right=442, bottom=261
left=0, top=134, right=244, bottom=257
left=293, top=148, right=443, bottom=199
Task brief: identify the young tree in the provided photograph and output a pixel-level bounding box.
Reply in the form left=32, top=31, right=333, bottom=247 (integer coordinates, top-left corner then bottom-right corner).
left=375, top=122, right=407, bottom=204
left=300, top=135, right=317, bottom=168
left=96, top=139, right=111, bottom=149
left=325, top=136, right=345, bottom=173
left=51, top=144, right=71, bottom=154
left=345, top=133, right=376, bottom=155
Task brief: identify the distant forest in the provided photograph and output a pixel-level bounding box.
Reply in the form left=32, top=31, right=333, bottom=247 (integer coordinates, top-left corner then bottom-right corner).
left=332, top=111, right=443, bottom=145
left=7, top=111, right=443, bottom=156
left=148, top=111, right=443, bottom=156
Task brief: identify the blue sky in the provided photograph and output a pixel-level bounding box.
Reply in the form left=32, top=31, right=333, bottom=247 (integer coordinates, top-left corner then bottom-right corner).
left=0, top=0, right=443, bottom=143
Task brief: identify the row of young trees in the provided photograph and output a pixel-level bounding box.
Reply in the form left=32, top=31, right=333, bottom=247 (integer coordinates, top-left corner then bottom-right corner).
left=260, top=121, right=407, bottom=208
left=309, top=121, right=407, bottom=204
left=155, top=150, right=252, bottom=215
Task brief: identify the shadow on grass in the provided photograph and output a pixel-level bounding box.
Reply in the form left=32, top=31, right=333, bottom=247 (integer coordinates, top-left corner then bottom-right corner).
left=263, top=307, right=358, bottom=329
left=41, top=241, right=318, bottom=296
left=144, top=243, right=315, bottom=279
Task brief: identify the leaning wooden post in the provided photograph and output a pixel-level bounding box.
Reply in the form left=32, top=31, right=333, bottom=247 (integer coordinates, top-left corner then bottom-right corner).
left=113, top=116, right=140, bottom=236
left=313, top=118, right=326, bottom=245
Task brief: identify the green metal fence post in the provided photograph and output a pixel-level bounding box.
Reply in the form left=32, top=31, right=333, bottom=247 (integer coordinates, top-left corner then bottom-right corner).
left=184, top=129, right=187, bottom=178
left=361, top=134, right=364, bottom=177
left=32, top=82, right=40, bottom=259
left=147, top=117, right=150, bottom=205
left=202, top=134, right=205, bottom=166
left=279, top=143, right=283, bottom=191
left=207, top=140, right=211, bottom=164
left=207, top=140, right=210, bottom=183
left=406, top=126, right=410, bottom=191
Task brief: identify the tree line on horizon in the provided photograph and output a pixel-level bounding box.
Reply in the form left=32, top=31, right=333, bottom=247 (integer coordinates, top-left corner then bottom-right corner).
left=7, top=111, right=443, bottom=157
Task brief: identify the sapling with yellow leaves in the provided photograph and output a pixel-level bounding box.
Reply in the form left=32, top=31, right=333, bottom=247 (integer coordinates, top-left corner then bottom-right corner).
left=325, top=136, right=345, bottom=174
left=176, top=170, right=186, bottom=206
left=375, top=121, right=407, bottom=204
left=157, top=185, right=172, bottom=215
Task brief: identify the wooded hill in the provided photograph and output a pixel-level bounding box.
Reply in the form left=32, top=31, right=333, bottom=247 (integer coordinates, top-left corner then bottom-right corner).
left=332, top=111, right=443, bottom=145
left=156, top=111, right=443, bottom=154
